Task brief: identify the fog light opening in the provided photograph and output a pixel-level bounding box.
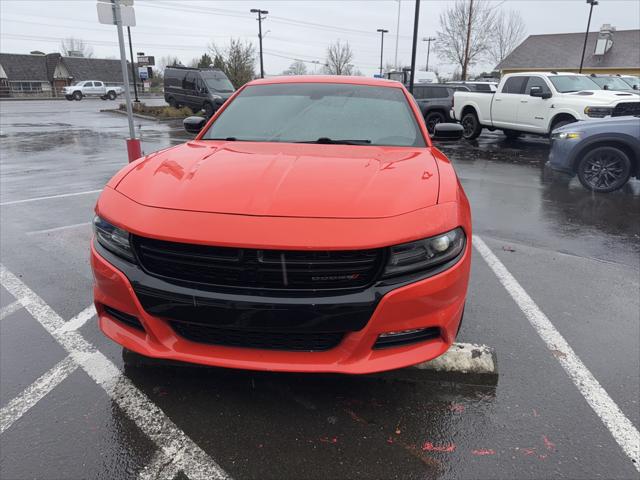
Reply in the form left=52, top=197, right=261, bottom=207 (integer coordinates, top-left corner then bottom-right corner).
left=373, top=327, right=440, bottom=349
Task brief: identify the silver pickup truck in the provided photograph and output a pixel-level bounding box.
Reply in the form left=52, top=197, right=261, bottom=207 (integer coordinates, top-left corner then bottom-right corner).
left=63, top=81, right=123, bottom=101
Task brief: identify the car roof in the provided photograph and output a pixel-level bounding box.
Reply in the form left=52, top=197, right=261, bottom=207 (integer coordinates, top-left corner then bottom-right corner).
left=246, top=75, right=404, bottom=88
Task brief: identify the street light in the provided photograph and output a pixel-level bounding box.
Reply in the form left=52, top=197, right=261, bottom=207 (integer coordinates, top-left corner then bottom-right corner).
left=377, top=28, right=389, bottom=77
left=250, top=8, right=269, bottom=78
left=422, top=36, right=436, bottom=71
left=579, top=0, right=598, bottom=73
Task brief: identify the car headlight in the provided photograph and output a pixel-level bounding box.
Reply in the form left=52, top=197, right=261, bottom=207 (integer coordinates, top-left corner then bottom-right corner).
left=551, top=131, right=581, bottom=140
left=93, top=216, right=135, bottom=263
left=382, top=227, right=466, bottom=278
left=584, top=106, right=613, bottom=118
left=212, top=94, right=222, bottom=100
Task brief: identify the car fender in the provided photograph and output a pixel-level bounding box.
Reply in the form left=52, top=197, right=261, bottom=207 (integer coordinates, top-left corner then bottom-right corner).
left=568, top=132, right=640, bottom=171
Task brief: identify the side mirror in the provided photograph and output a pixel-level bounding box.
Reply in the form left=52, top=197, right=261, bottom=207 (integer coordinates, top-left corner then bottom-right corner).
left=633, top=84, right=638, bottom=90
left=432, top=123, right=463, bottom=141
left=183, top=116, right=207, bottom=135
left=603, top=84, right=609, bottom=90
left=530, top=86, right=552, bottom=99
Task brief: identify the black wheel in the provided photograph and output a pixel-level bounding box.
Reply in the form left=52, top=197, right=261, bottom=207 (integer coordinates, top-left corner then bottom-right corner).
left=167, top=97, right=177, bottom=108
left=424, top=111, right=445, bottom=134
left=203, top=102, right=215, bottom=118
left=503, top=129, right=521, bottom=139
left=65, top=95, right=74, bottom=101
left=107, top=90, right=117, bottom=100
left=461, top=111, right=482, bottom=140
left=550, top=117, right=576, bottom=136
left=73, top=91, right=82, bottom=101
left=577, top=146, right=631, bottom=193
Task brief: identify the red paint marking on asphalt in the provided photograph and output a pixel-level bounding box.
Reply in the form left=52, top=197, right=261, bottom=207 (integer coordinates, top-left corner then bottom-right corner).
left=471, top=449, right=496, bottom=456
left=542, top=435, right=556, bottom=451
left=521, top=447, right=537, bottom=456
left=320, top=436, right=338, bottom=444
left=422, top=442, right=456, bottom=452
left=532, top=408, right=540, bottom=417
left=387, top=437, right=394, bottom=444
left=449, top=403, right=465, bottom=413
left=344, top=408, right=367, bottom=424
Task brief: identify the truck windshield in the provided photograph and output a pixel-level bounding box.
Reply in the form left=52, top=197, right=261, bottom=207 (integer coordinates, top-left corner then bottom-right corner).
left=201, top=71, right=234, bottom=93
left=591, top=77, right=633, bottom=91
left=202, top=83, right=425, bottom=147
left=548, top=76, right=601, bottom=93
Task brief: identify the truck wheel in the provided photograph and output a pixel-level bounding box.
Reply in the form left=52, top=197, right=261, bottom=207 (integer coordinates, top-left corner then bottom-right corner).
left=65, top=95, right=74, bottom=101
left=424, top=111, right=445, bottom=134
left=549, top=117, right=576, bottom=137
left=107, top=91, right=117, bottom=100
left=461, top=111, right=482, bottom=140
left=503, top=129, right=521, bottom=139
left=73, top=91, right=82, bottom=101
left=203, top=102, right=215, bottom=118
left=577, top=146, right=631, bottom=193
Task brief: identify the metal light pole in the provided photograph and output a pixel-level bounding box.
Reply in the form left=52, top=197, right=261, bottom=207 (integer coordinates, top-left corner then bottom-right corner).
left=250, top=8, right=268, bottom=78
left=126, top=26, right=139, bottom=102
left=377, top=28, right=389, bottom=77
left=422, top=36, right=436, bottom=71
left=311, top=60, right=320, bottom=74
left=408, top=0, right=420, bottom=94
left=394, top=0, right=401, bottom=69
left=579, top=0, right=598, bottom=73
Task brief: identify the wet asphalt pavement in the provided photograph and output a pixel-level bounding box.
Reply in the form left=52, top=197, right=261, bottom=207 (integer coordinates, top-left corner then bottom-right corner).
left=1, top=99, right=638, bottom=480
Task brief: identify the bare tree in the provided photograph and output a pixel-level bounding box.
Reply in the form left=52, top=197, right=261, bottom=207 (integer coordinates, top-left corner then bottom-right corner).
left=209, top=39, right=255, bottom=88
left=282, top=60, right=308, bottom=76
left=487, top=10, right=526, bottom=66
left=60, top=37, right=93, bottom=58
left=436, top=0, right=496, bottom=80
left=324, top=40, right=354, bottom=75
left=157, top=55, right=182, bottom=71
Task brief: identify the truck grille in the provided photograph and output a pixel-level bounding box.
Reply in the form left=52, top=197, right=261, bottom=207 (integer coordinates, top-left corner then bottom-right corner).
left=612, top=102, right=640, bottom=117
left=132, top=235, right=384, bottom=293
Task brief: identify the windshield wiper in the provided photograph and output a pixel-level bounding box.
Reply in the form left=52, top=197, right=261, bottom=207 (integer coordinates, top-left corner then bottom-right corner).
left=296, top=137, right=372, bottom=145
left=208, top=137, right=237, bottom=141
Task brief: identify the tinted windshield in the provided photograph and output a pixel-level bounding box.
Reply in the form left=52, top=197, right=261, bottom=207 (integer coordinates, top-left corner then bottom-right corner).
left=621, top=76, right=640, bottom=88
left=203, top=83, right=425, bottom=147
left=201, top=71, right=234, bottom=92
left=548, top=75, right=601, bottom=93
left=591, top=77, right=632, bottom=90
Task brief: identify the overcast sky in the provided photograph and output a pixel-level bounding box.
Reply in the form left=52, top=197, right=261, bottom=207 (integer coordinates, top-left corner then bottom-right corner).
left=1, top=0, right=638, bottom=77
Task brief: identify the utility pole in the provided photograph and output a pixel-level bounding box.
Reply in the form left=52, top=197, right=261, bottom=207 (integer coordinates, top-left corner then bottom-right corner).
left=462, top=0, right=473, bottom=80
left=250, top=8, right=268, bottom=78
left=422, top=36, right=436, bottom=71
left=579, top=0, right=598, bottom=73
left=126, top=26, right=139, bottom=102
left=408, top=0, right=420, bottom=94
left=311, top=60, right=320, bottom=74
left=377, top=28, right=389, bottom=77
left=394, top=0, right=401, bottom=69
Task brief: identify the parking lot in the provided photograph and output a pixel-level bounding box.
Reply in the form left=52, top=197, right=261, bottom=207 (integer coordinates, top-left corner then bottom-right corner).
left=1, top=99, right=638, bottom=479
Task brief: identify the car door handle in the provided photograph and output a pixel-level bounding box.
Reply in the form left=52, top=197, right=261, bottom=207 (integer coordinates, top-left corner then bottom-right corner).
left=521, top=100, right=528, bottom=103
left=495, top=98, right=502, bottom=102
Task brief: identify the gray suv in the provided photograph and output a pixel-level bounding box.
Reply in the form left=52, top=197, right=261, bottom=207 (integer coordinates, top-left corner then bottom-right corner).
left=164, top=67, right=235, bottom=117
left=412, top=84, right=463, bottom=134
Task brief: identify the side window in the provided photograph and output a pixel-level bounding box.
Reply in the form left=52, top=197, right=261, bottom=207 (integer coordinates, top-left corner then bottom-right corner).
left=502, top=76, right=528, bottom=94
left=431, top=87, right=449, bottom=98
left=94, top=81, right=103, bottom=87
left=413, top=86, right=426, bottom=99
left=85, top=82, right=94, bottom=87
left=475, top=84, right=490, bottom=92
left=196, top=76, right=206, bottom=93
left=524, top=76, right=551, bottom=95
left=183, top=72, right=196, bottom=90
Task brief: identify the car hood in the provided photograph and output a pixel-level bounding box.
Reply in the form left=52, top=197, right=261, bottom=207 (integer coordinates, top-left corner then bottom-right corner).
left=115, top=141, right=440, bottom=219
left=565, top=90, right=639, bottom=103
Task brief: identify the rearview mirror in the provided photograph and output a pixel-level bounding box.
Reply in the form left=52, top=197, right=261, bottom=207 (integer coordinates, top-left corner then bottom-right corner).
left=432, top=123, right=463, bottom=141
left=183, top=116, right=207, bottom=135
left=530, top=86, right=552, bottom=99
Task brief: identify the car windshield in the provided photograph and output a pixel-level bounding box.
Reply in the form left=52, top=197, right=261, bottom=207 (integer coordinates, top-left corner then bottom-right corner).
left=548, top=75, right=601, bottom=93
left=202, top=83, right=425, bottom=147
left=590, top=77, right=632, bottom=91
left=621, top=76, right=640, bottom=88
left=201, top=71, right=234, bottom=93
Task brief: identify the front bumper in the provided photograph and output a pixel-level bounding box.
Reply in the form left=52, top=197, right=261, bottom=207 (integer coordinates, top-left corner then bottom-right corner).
left=91, top=238, right=471, bottom=374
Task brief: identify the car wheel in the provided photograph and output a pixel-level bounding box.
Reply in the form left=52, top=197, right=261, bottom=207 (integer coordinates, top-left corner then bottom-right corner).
left=167, top=97, right=177, bottom=108
left=203, top=102, right=215, bottom=118
left=73, top=91, right=82, bottom=101
left=576, top=146, right=632, bottom=193
left=65, top=95, right=74, bottom=101
left=424, top=111, right=445, bottom=134
left=550, top=118, right=576, bottom=136
left=107, top=91, right=117, bottom=100
left=503, top=129, right=521, bottom=139
left=461, top=112, right=482, bottom=140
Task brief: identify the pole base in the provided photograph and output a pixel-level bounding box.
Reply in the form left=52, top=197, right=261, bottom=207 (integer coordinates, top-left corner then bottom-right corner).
left=126, top=138, right=142, bottom=163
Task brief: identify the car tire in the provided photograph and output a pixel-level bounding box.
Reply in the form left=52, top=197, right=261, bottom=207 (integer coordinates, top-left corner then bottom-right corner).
left=65, top=95, right=74, bottom=101
left=424, top=111, right=445, bottom=135
left=503, top=129, right=521, bottom=139
left=461, top=111, right=482, bottom=140
left=576, top=146, right=632, bottom=193
left=203, top=102, right=215, bottom=118
left=73, top=91, right=82, bottom=101
left=549, top=118, right=576, bottom=137
left=107, top=91, right=117, bottom=100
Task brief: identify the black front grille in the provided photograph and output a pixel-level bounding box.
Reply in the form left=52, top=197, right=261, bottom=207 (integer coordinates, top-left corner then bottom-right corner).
left=171, top=322, right=344, bottom=351
left=612, top=102, right=640, bottom=117
left=132, top=235, right=384, bottom=293
left=103, top=305, right=144, bottom=331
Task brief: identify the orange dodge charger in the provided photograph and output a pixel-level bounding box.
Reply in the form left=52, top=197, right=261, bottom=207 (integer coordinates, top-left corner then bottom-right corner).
left=91, top=75, right=471, bottom=374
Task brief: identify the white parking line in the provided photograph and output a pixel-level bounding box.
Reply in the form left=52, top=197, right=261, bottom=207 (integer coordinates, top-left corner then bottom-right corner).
left=0, top=300, right=22, bottom=321
left=0, top=189, right=102, bottom=206
left=27, top=222, right=91, bottom=236
left=0, top=265, right=231, bottom=480
left=138, top=448, right=181, bottom=480
left=473, top=235, right=640, bottom=472
left=0, top=355, right=78, bottom=434
left=56, top=304, right=96, bottom=333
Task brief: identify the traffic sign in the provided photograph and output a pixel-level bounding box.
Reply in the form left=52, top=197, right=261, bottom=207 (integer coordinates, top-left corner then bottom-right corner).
left=97, top=2, right=136, bottom=26
left=138, top=66, right=148, bottom=80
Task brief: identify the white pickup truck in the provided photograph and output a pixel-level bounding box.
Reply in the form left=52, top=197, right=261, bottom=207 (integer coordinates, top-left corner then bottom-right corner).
left=451, top=72, right=640, bottom=139
left=63, top=80, right=123, bottom=101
